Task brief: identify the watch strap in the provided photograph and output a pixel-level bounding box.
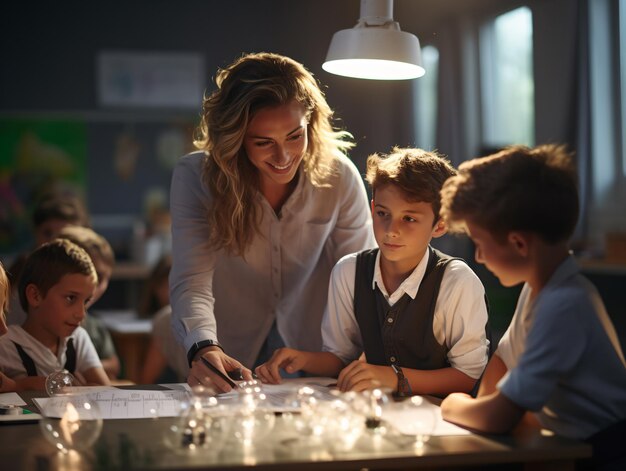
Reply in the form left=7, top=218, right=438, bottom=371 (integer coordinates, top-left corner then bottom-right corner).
left=391, top=363, right=412, bottom=397
left=187, top=340, right=224, bottom=366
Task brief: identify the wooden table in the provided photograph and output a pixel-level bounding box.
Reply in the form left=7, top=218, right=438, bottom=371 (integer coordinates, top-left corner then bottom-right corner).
left=0, top=389, right=591, bottom=471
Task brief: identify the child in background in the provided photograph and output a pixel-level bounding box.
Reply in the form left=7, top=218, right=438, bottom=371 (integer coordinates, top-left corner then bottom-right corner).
left=6, top=193, right=90, bottom=326
left=0, top=239, right=110, bottom=391
left=140, top=255, right=189, bottom=384
left=0, top=261, right=17, bottom=392
left=438, top=145, right=626, bottom=469
left=31, top=193, right=90, bottom=247
left=56, top=226, right=120, bottom=380
left=256, top=147, right=490, bottom=396
left=138, top=254, right=171, bottom=318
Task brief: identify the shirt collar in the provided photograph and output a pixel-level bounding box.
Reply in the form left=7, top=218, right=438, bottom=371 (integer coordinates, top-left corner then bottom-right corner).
left=267, top=163, right=306, bottom=216
left=372, top=247, right=430, bottom=302
left=543, top=253, right=579, bottom=289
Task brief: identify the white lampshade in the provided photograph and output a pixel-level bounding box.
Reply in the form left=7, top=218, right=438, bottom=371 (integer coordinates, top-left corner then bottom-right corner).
left=323, top=0, right=425, bottom=80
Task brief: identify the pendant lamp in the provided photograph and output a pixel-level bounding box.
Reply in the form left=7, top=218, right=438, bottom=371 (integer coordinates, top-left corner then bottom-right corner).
left=322, top=0, right=425, bottom=80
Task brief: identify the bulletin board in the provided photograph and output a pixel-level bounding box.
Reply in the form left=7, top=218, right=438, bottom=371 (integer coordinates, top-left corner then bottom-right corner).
left=0, top=119, right=87, bottom=253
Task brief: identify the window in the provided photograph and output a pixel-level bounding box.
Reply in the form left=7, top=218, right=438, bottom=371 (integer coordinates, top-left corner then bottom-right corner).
left=480, top=7, right=534, bottom=147
left=586, top=0, right=626, bottom=248
left=412, top=45, right=439, bottom=151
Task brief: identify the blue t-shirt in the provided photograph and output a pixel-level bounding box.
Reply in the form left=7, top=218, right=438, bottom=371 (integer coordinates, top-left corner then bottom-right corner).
left=497, top=256, right=626, bottom=439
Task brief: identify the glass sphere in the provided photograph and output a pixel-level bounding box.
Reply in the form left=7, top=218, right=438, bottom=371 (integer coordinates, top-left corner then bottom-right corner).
left=45, top=369, right=76, bottom=397
left=344, top=388, right=391, bottom=433
left=39, top=395, right=103, bottom=452
left=164, top=387, right=229, bottom=453
left=396, top=395, right=437, bottom=447
left=316, top=396, right=365, bottom=451
left=281, top=386, right=325, bottom=437
left=225, top=380, right=275, bottom=446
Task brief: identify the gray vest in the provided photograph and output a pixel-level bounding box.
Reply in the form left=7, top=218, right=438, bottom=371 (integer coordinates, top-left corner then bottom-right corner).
left=354, top=246, right=457, bottom=370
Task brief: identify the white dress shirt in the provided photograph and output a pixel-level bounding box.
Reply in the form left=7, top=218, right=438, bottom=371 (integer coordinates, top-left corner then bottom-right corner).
left=321, top=248, right=490, bottom=379
left=169, top=151, right=376, bottom=368
left=0, top=325, right=102, bottom=378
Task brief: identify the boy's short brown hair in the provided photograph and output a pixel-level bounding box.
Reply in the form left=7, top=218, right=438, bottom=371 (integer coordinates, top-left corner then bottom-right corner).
left=440, top=144, right=579, bottom=244
left=18, top=239, right=97, bottom=312
left=365, top=147, right=457, bottom=223
left=57, top=226, right=115, bottom=271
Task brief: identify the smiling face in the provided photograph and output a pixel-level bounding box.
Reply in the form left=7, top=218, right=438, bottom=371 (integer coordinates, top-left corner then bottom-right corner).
left=27, top=273, right=96, bottom=340
left=465, top=220, right=527, bottom=287
left=243, top=99, right=309, bottom=196
left=372, top=184, right=446, bottom=274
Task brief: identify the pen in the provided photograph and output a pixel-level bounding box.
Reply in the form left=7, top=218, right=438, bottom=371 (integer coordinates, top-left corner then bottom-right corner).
left=200, top=356, right=239, bottom=389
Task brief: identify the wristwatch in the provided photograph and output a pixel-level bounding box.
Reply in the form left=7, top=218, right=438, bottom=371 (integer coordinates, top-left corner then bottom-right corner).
left=391, top=364, right=412, bottom=397
left=187, top=340, right=224, bottom=366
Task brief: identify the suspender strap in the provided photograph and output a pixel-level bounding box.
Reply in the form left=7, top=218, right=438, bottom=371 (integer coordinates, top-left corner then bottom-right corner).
left=12, top=341, right=38, bottom=377
left=64, top=338, right=76, bottom=374
left=12, top=338, right=77, bottom=376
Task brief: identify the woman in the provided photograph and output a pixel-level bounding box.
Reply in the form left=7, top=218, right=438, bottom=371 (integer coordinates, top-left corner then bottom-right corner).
left=170, top=52, right=375, bottom=392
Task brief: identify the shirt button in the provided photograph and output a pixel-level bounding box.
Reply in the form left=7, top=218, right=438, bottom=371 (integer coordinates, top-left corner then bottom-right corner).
left=387, top=317, right=394, bottom=323
left=273, top=246, right=279, bottom=252
left=390, top=356, right=396, bottom=363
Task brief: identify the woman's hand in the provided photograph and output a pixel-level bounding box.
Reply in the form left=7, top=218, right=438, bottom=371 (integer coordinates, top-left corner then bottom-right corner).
left=188, top=347, right=252, bottom=393
left=337, top=360, right=396, bottom=392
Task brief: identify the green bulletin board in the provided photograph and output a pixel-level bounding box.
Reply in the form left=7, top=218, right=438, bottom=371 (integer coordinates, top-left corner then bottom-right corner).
left=0, top=118, right=87, bottom=253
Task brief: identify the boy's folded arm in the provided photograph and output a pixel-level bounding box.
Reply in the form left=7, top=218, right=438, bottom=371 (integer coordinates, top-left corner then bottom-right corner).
left=302, top=351, right=345, bottom=377
left=0, top=372, right=17, bottom=393
left=477, top=354, right=508, bottom=397
left=14, top=375, right=46, bottom=392
left=441, top=390, right=525, bottom=434
left=404, top=366, right=477, bottom=396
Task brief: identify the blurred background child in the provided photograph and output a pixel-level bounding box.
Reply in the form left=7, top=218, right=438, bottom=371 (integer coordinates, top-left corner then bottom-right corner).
left=139, top=255, right=188, bottom=384
left=6, top=192, right=90, bottom=326
left=57, top=225, right=121, bottom=380
left=0, top=239, right=109, bottom=391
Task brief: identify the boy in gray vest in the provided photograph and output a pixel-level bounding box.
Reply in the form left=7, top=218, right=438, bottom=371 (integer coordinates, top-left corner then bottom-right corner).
left=256, top=147, right=490, bottom=397
left=439, top=145, right=626, bottom=469
left=0, top=239, right=109, bottom=391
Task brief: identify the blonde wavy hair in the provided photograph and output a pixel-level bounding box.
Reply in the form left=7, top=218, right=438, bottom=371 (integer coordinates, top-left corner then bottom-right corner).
left=194, top=52, right=354, bottom=256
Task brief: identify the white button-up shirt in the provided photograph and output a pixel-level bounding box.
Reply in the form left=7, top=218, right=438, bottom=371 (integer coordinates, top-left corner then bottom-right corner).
left=322, top=250, right=489, bottom=378
left=321, top=249, right=490, bottom=379
left=169, top=151, right=376, bottom=368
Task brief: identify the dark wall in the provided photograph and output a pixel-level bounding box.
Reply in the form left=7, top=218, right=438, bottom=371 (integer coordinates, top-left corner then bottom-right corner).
left=1, top=2, right=425, bottom=232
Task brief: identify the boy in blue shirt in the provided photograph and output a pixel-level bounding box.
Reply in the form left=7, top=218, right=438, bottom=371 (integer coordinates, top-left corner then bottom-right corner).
left=439, top=145, right=626, bottom=469
left=256, top=147, right=490, bottom=396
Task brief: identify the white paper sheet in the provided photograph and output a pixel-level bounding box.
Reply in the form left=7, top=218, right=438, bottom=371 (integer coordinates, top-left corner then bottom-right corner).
left=217, top=377, right=338, bottom=411
left=0, top=392, right=42, bottom=423
left=0, top=392, right=26, bottom=407
left=34, top=389, right=189, bottom=419
left=382, top=399, right=470, bottom=436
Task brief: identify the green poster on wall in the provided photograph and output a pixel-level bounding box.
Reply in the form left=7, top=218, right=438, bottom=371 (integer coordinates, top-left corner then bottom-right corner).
left=0, top=118, right=87, bottom=254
